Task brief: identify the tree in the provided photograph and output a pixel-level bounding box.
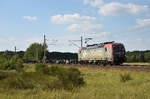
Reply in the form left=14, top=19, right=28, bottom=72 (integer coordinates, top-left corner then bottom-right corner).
left=24, top=43, right=48, bottom=61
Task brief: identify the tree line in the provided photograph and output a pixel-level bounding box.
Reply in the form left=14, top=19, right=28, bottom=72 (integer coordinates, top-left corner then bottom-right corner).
left=0, top=43, right=150, bottom=63
left=126, top=50, right=150, bottom=62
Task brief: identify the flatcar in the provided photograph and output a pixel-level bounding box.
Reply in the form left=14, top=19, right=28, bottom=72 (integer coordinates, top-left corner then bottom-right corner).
left=78, top=41, right=126, bottom=65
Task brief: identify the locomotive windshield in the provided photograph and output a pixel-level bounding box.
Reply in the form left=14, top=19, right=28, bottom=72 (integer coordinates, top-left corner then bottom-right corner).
left=113, top=44, right=125, bottom=52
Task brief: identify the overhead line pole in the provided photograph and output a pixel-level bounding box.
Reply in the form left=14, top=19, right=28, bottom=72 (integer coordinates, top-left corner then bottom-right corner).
left=36, top=48, right=38, bottom=62
left=43, top=35, right=46, bottom=63
left=15, top=46, right=17, bottom=54
left=81, top=36, right=83, bottom=48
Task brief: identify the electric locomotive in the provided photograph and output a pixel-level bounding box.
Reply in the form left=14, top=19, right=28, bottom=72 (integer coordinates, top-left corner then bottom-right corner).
left=78, top=41, right=126, bottom=65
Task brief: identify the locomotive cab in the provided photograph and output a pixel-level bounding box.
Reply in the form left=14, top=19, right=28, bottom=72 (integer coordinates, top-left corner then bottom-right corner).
left=112, top=43, right=126, bottom=65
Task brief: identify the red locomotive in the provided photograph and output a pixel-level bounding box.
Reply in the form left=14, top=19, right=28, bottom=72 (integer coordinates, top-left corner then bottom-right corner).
left=78, top=41, right=126, bottom=65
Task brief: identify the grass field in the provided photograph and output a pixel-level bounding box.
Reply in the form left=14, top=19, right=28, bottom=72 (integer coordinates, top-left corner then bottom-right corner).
left=0, top=65, right=150, bottom=99
left=124, top=62, right=150, bottom=66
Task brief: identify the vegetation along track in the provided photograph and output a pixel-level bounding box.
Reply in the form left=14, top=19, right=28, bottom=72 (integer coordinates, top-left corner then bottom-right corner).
left=49, top=64, right=150, bottom=72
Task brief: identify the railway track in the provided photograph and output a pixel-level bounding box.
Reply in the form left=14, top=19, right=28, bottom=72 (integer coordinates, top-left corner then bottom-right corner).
left=49, top=64, right=150, bottom=72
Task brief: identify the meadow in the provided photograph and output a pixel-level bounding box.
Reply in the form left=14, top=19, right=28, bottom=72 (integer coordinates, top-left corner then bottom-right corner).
left=124, top=62, right=150, bottom=66
left=0, top=64, right=150, bottom=99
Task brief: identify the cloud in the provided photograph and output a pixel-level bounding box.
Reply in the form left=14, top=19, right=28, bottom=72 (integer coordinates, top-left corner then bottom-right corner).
left=23, top=16, right=37, bottom=21
left=83, top=0, right=104, bottom=7
left=67, top=23, right=103, bottom=32
left=136, top=18, right=150, bottom=28
left=51, top=13, right=103, bottom=32
left=51, top=13, right=96, bottom=24
left=129, top=18, right=150, bottom=30
left=99, top=2, right=149, bottom=16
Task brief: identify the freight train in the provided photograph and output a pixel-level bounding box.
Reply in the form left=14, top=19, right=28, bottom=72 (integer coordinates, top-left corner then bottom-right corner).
left=78, top=41, right=126, bottom=65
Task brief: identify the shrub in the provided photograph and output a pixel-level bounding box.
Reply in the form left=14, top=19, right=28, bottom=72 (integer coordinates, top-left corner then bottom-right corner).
left=16, top=59, right=24, bottom=72
left=67, top=67, right=85, bottom=87
left=35, top=63, right=48, bottom=72
left=3, top=73, right=35, bottom=89
left=0, top=54, right=20, bottom=70
left=48, top=66, right=85, bottom=90
left=9, top=54, right=20, bottom=69
left=120, top=73, right=132, bottom=82
left=0, top=55, right=10, bottom=70
left=36, top=65, right=85, bottom=90
left=42, top=76, right=63, bottom=90
left=0, top=65, right=85, bottom=90
left=0, top=61, right=11, bottom=70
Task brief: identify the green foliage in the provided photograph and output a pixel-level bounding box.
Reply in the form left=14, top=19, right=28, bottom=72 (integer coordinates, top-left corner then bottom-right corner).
left=9, top=54, right=20, bottom=69
left=2, top=50, right=14, bottom=60
left=24, top=43, right=48, bottom=61
left=47, top=66, right=85, bottom=89
left=3, top=74, right=34, bottom=89
left=35, top=63, right=48, bottom=72
left=35, top=65, right=85, bottom=90
left=0, top=54, right=23, bottom=71
left=120, top=73, right=132, bottom=82
left=16, top=59, right=24, bottom=72
left=126, top=51, right=150, bottom=62
left=0, top=55, right=11, bottom=70
left=0, top=66, right=85, bottom=90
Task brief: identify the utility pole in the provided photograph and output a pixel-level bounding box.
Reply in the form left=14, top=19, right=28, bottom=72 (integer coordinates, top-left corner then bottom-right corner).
left=81, top=36, right=83, bottom=48
left=68, top=36, right=83, bottom=48
left=15, top=46, right=17, bottom=54
left=36, top=48, right=38, bottom=62
left=43, top=35, right=46, bottom=63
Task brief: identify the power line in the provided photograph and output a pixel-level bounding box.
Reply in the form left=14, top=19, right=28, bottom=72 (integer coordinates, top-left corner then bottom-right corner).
left=68, top=36, right=83, bottom=48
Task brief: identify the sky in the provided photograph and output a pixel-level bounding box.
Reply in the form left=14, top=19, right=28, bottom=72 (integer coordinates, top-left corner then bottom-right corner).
left=0, top=0, right=150, bottom=52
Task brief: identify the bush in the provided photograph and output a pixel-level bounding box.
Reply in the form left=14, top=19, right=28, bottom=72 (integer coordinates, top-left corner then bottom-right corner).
left=16, top=59, right=24, bottom=72
left=48, top=66, right=85, bottom=90
left=42, top=76, right=63, bottom=90
left=9, top=55, right=20, bottom=69
left=35, top=63, right=48, bottom=72
left=2, top=72, right=35, bottom=89
left=35, top=65, right=85, bottom=90
left=120, top=73, right=132, bottom=82
left=0, top=65, right=85, bottom=90
left=0, top=54, right=20, bottom=70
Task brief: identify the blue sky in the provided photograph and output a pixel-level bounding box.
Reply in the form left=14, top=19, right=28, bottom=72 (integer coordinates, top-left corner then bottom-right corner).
left=0, top=0, right=150, bottom=52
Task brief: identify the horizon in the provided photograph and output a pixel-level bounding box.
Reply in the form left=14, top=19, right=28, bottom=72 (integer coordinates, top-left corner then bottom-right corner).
left=0, top=0, right=150, bottom=52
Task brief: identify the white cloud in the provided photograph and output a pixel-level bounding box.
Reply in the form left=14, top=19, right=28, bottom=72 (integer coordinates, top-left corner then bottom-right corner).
left=129, top=18, right=150, bottom=30
left=99, top=2, right=149, bottom=16
left=23, top=16, right=37, bottom=21
left=51, top=13, right=96, bottom=24
left=83, top=0, right=104, bottom=7
left=67, top=23, right=103, bottom=32
left=136, top=18, right=150, bottom=28
left=51, top=13, right=103, bottom=32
